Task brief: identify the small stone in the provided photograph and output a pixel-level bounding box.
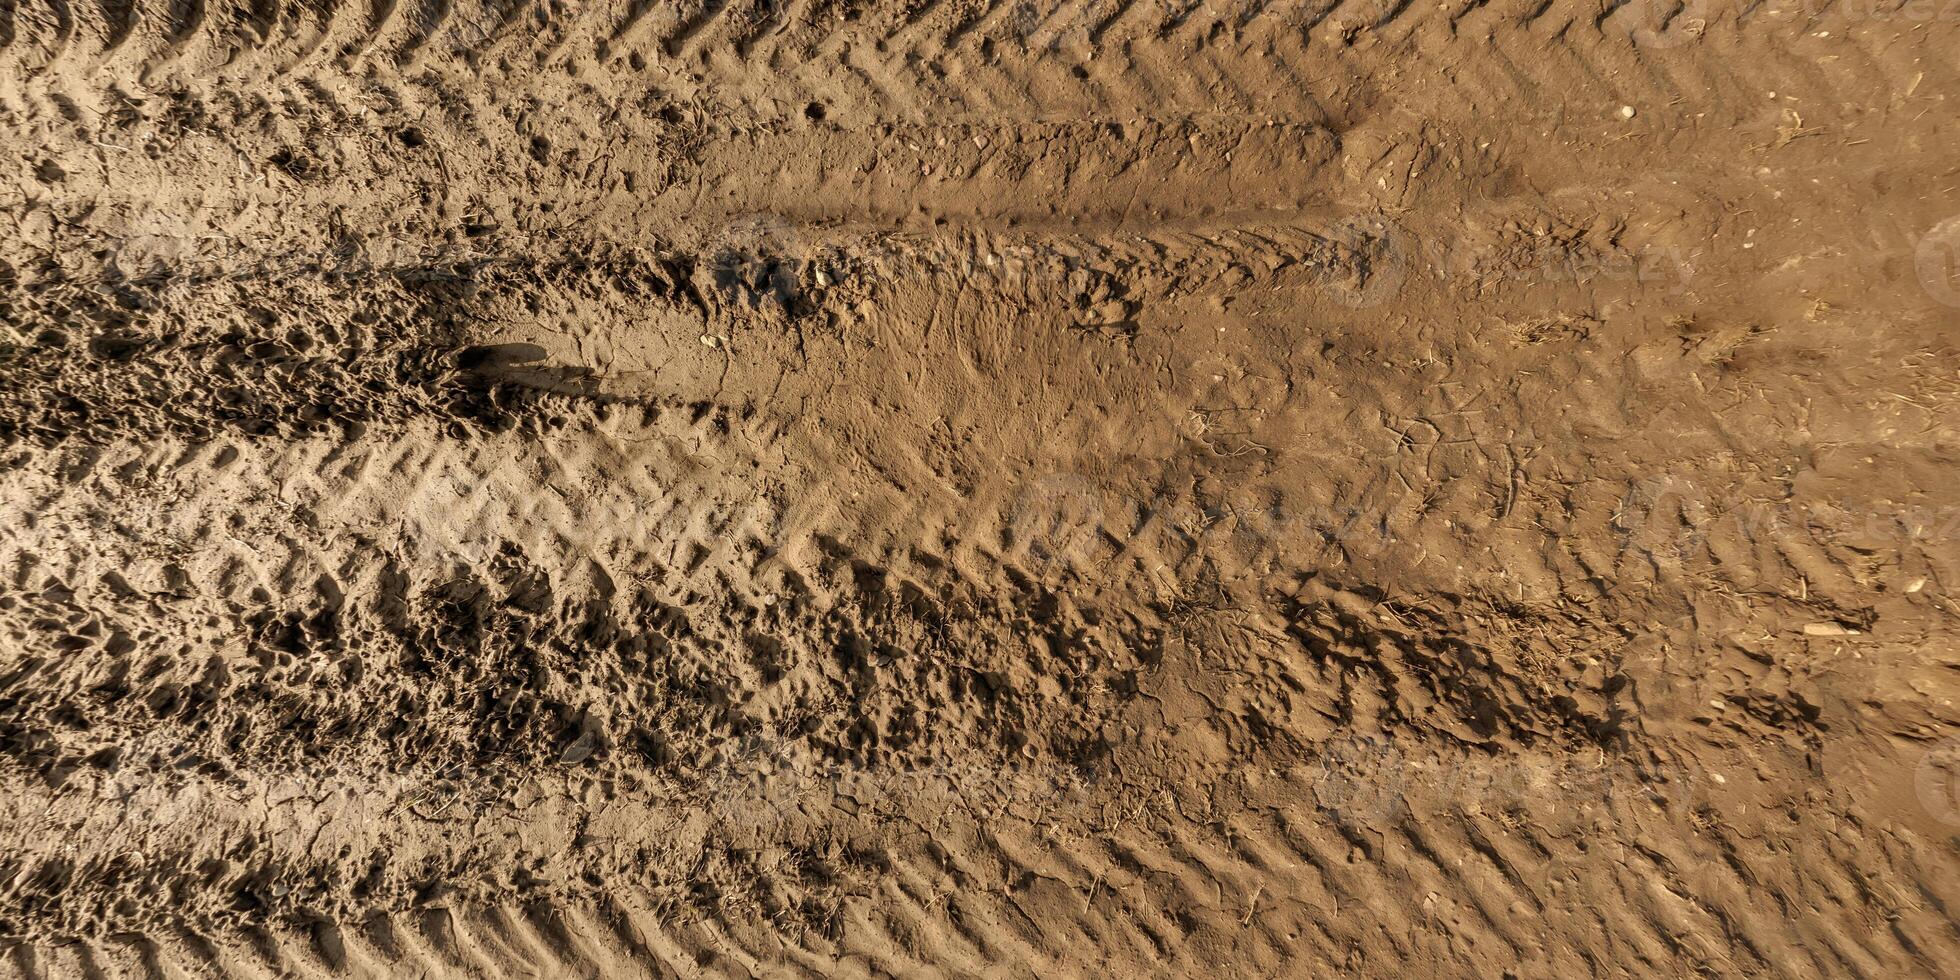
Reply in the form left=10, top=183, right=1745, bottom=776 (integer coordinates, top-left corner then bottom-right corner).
left=1802, top=622, right=1859, bottom=637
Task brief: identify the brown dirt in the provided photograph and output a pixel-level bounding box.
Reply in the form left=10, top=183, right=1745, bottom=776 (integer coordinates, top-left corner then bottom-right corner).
left=3, top=1, right=1959, bottom=976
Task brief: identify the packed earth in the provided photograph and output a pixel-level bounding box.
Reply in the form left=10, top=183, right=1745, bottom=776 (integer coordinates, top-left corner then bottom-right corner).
left=2, top=0, right=1958, bottom=976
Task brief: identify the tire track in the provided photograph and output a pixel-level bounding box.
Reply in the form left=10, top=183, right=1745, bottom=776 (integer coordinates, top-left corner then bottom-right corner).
left=5, top=0, right=1942, bottom=136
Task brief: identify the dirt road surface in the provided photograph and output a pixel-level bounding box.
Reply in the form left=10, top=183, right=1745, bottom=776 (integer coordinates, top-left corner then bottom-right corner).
left=3, top=1, right=1958, bottom=976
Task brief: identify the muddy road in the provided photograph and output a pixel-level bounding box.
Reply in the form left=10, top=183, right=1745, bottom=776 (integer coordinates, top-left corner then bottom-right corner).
left=2, top=1, right=1958, bottom=976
